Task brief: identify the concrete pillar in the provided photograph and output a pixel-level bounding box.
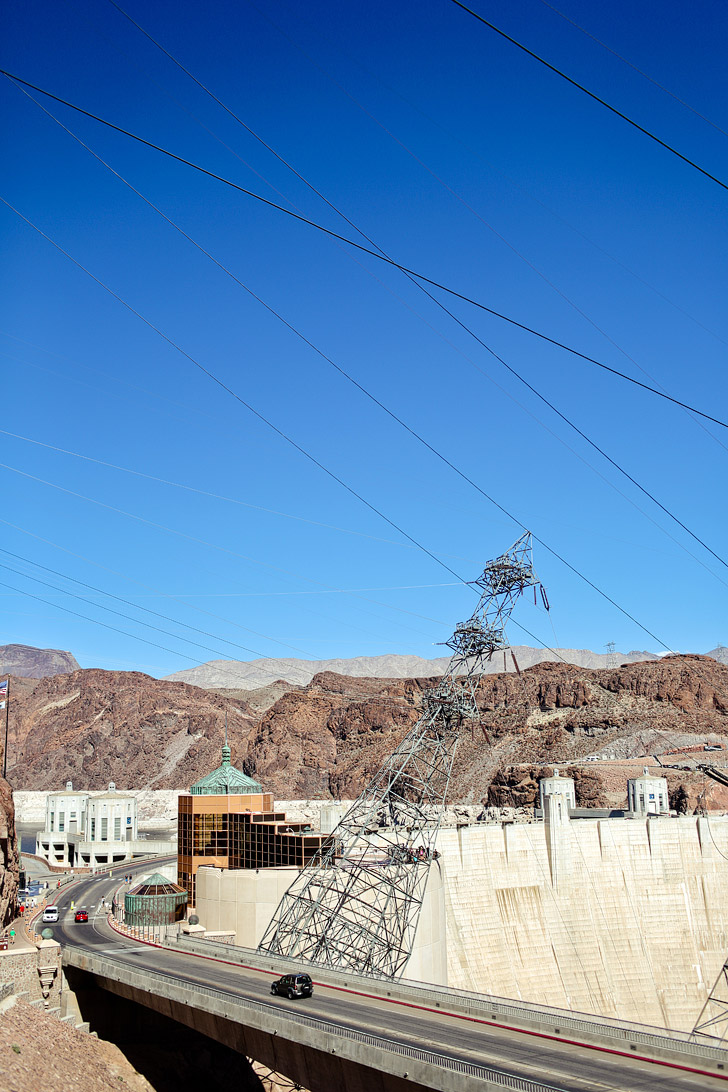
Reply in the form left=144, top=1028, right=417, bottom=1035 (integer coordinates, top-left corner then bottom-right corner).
left=543, top=791, right=571, bottom=887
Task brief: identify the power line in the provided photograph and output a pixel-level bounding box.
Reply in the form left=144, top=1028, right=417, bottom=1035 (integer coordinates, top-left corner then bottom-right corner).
left=537, top=0, right=728, bottom=139
left=241, top=1, right=728, bottom=463
left=97, top=1, right=728, bottom=465
left=0, top=197, right=463, bottom=587
left=0, top=425, right=421, bottom=552
left=0, top=197, right=675, bottom=653
left=0, top=462, right=447, bottom=642
left=0, top=553, right=272, bottom=662
left=2, top=69, right=725, bottom=433
left=17, top=82, right=728, bottom=584
left=258, top=0, right=728, bottom=354
left=0, top=572, right=258, bottom=679
left=448, top=0, right=728, bottom=193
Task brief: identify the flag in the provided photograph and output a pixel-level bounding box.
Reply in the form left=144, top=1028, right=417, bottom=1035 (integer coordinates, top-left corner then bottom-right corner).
left=0, top=681, right=7, bottom=697
left=0, top=701, right=4, bottom=710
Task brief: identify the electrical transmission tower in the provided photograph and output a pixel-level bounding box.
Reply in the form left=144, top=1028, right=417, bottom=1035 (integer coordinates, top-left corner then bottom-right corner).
left=257, top=532, right=543, bottom=978
left=693, top=959, right=728, bottom=1041
left=604, top=641, right=618, bottom=668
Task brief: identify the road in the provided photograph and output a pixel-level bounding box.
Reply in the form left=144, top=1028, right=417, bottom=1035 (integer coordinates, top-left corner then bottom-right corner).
left=43, top=865, right=726, bottom=1092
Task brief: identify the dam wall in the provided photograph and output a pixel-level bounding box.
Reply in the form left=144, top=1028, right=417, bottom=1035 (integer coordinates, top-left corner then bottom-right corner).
left=438, top=814, right=728, bottom=1031
left=193, top=813, right=728, bottom=1031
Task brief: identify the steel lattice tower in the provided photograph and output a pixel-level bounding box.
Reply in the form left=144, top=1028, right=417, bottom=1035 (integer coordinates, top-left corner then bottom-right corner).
left=257, top=532, right=542, bottom=978
left=693, top=959, right=728, bottom=1041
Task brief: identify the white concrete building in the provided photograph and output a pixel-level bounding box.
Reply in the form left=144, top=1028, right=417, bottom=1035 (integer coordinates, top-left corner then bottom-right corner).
left=538, top=769, right=576, bottom=813
left=46, top=781, right=87, bottom=836
left=35, top=781, right=171, bottom=870
left=86, top=782, right=137, bottom=846
left=627, top=767, right=669, bottom=816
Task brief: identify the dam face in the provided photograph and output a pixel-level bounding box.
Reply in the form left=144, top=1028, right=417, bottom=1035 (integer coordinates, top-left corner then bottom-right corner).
left=195, top=811, right=728, bottom=1032
left=438, top=814, right=728, bottom=1030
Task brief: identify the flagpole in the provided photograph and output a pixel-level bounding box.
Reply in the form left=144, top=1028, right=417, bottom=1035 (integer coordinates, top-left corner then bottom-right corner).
left=2, top=679, right=9, bottom=780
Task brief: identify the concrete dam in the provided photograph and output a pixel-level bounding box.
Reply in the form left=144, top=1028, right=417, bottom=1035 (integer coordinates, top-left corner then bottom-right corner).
left=197, top=809, right=728, bottom=1034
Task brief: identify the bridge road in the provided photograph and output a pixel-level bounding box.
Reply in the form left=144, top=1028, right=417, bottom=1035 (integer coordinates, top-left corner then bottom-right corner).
left=45, top=868, right=726, bottom=1092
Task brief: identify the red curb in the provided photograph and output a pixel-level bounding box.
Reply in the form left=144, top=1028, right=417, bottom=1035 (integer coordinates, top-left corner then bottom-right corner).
left=145, top=943, right=728, bottom=1083
left=81, top=891, right=728, bottom=1084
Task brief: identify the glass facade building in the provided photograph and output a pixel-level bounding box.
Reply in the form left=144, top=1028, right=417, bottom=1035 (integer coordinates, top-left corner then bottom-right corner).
left=177, top=745, right=327, bottom=904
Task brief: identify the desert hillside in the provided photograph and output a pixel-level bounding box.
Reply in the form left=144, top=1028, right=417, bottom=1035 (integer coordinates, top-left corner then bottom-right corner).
left=0, top=643, right=80, bottom=678
left=4, top=655, right=728, bottom=805
left=163, top=646, right=661, bottom=689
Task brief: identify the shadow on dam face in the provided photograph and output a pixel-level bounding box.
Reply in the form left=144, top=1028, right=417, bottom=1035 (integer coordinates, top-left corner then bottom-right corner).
left=64, top=967, right=273, bottom=1092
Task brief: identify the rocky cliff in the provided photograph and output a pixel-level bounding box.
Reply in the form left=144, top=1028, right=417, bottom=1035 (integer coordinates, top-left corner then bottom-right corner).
left=0, top=644, right=80, bottom=678
left=0, top=773, right=19, bottom=928
left=6, top=669, right=258, bottom=791
left=244, top=655, right=728, bottom=801
left=5, top=656, right=728, bottom=804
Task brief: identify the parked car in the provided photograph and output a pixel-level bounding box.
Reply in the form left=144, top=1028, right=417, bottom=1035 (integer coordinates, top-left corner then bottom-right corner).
left=42, top=906, right=59, bottom=923
left=74, top=910, right=88, bottom=923
left=270, top=973, right=313, bottom=1000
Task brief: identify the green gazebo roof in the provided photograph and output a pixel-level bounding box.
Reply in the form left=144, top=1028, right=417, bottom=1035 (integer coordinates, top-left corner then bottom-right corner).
left=131, top=873, right=186, bottom=896
left=191, top=744, right=263, bottom=795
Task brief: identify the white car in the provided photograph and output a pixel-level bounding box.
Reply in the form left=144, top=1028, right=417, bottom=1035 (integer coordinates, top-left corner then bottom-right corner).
left=42, top=906, right=59, bottom=923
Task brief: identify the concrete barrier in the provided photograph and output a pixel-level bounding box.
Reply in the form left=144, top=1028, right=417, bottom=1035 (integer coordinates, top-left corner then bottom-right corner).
left=63, top=945, right=556, bottom=1092
left=164, top=933, right=728, bottom=1075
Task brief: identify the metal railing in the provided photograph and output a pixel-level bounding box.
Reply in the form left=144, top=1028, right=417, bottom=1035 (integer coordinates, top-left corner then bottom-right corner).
left=63, top=944, right=570, bottom=1092
left=168, top=934, right=728, bottom=1066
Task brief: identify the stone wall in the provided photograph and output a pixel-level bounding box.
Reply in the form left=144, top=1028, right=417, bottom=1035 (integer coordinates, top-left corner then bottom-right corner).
left=0, top=940, right=62, bottom=1008
left=438, top=814, right=728, bottom=1031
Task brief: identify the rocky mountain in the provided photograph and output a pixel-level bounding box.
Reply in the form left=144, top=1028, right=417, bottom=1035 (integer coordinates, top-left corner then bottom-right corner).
left=5, top=669, right=258, bottom=791
left=0, top=644, right=80, bottom=679
left=244, top=655, right=728, bottom=801
left=6, top=656, right=728, bottom=808
left=163, top=646, right=660, bottom=690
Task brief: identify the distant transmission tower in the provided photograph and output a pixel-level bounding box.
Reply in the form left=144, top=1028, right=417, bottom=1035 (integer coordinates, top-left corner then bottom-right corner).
left=257, top=532, right=543, bottom=978
left=605, top=640, right=618, bottom=668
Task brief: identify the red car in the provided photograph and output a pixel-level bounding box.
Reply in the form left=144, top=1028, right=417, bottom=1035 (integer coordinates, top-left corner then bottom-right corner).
left=74, top=910, right=88, bottom=923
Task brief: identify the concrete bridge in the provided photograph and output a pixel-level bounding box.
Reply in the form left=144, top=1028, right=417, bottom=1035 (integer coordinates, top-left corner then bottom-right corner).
left=51, top=870, right=728, bottom=1092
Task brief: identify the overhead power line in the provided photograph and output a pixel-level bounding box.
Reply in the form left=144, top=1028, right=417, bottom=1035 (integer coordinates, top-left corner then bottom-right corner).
left=0, top=425, right=420, bottom=551
left=0, top=198, right=464, bottom=586
left=448, top=0, right=728, bottom=194
left=0, top=552, right=272, bottom=662
left=15, top=81, right=728, bottom=588
left=0, top=195, right=675, bottom=654
left=537, top=0, right=728, bottom=139
left=2, top=69, right=725, bottom=434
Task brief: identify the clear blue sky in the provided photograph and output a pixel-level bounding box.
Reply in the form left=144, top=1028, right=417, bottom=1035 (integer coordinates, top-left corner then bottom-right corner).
left=1, top=0, right=727, bottom=679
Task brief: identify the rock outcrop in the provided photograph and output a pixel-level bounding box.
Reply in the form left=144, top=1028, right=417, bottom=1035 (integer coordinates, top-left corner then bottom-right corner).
left=0, top=772, right=19, bottom=928
left=5, top=656, right=728, bottom=804
left=6, top=669, right=258, bottom=791
left=0, top=644, right=80, bottom=678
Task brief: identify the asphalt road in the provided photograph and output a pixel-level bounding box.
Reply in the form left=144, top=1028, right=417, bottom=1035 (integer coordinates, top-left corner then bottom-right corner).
left=44, top=867, right=727, bottom=1092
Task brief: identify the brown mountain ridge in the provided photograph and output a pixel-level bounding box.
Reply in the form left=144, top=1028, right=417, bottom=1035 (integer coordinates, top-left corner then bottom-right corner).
left=5, top=655, right=728, bottom=802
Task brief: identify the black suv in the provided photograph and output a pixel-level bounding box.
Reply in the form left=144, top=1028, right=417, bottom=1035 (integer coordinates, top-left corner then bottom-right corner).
left=270, top=973, right=314, bottom=999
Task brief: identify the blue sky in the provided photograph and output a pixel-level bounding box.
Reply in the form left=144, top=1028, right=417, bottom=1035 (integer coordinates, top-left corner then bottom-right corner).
left=1, top=0, right=727, bottom=679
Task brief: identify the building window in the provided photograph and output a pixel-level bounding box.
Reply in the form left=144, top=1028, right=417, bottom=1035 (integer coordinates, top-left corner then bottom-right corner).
left=114, top=817, right=121, bottom=840
left=58, top=814, right=65, bottom=832
left=101, top=817, right=108, bottom=841
left=90, top=819, right=95, bottom=839
left=50, top=813, right=54, bottom=832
